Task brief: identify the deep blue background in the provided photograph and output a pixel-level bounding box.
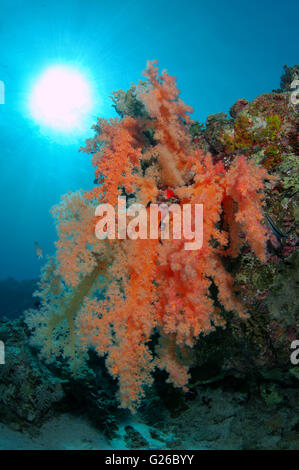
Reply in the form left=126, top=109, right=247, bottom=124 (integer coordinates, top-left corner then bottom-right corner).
left=0, top=0, right=298, bottom=280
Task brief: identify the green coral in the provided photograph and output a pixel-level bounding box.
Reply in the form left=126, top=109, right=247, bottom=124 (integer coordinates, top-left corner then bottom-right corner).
left=110, top=85, right=148, bottom=118
left=264, top=114, right=282, bottom=134
left=235, top=253, right=276, bottom=293
left=189, top=121, right=205, bottom=138
left=277, top=153, right=299, bottom=193
left=220, top=111, right=283, bottom=168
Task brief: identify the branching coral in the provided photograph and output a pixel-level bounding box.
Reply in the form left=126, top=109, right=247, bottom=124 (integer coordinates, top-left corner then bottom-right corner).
left=26, top=61, right=271, bottom=413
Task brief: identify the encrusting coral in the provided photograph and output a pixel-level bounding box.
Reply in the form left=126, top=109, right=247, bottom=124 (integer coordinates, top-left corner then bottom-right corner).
left=26, top=61, right=272, bottom=413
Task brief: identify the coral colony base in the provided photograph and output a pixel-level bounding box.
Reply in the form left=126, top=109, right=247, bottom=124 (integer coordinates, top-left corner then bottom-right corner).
left=25, top=60, right=273, bottom=414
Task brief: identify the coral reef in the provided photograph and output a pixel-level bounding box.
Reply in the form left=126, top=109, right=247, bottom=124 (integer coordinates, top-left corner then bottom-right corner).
left=0, top=316, right=64, bottom=429
left=23, top=61, right=298, bottom=420
left=0, top=314, right=122, bottom=436
left=160, top=383, right=299, bottom=450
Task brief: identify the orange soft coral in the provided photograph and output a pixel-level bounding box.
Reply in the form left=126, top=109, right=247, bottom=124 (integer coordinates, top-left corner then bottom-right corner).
left=223, top=155, right=269, bottom=262
left=26, top=61, right=271, bottom=413
left=139, top=60, right=193, bottom=186
left=81, top=116, right=143, bottom=205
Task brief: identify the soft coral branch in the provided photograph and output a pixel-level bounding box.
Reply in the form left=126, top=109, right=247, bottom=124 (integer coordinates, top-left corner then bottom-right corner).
left=26, top=61, right=271, bottom=413
left=139, top=60, right=193, bottom=187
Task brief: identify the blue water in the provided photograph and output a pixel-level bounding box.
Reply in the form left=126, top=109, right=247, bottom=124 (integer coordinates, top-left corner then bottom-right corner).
left=0, top=0, right=298, bottom=281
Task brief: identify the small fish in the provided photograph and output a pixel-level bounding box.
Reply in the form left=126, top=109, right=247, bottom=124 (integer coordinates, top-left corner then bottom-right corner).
left=265, top=213, right=288, bottom=240
left=34, top=241, right=43, bottom=259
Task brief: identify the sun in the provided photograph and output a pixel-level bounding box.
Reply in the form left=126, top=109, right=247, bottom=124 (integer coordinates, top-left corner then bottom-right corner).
left=29, top=65, right=93, bottom=132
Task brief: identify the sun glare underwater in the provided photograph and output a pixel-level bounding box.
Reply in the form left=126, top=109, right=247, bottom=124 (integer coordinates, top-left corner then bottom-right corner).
left=29, top=65, right=93, bottom=131
left=27, top=63, right=98, bottom=142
